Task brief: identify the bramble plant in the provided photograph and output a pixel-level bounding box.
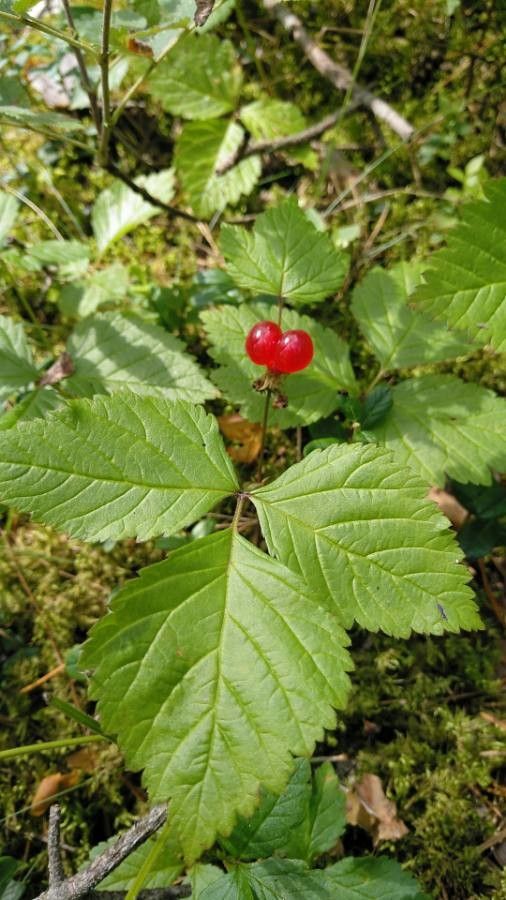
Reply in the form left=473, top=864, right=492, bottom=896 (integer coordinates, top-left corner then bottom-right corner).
left=0, top=0, right=505, bottom=897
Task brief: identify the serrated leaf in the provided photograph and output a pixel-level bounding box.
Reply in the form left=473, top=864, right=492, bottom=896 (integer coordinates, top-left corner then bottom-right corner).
left=351, top=264, right=473, bottom=368
left=323, top=856, right=428, bottom=899
left=27, top=240, right=90, bottom=279
left=197, top=859, right=329, bottom=899
left=0, top=393, right=238, bottom=541
left=201, top=302, right=356, bottom=427
left=0, top=314, right=38, bottom=403
left=175, top=119, right=260, bottom=217
left=305, top=762, right=346, bottom=861
left=0, top=192, right=19, bottom=246
left=370, top=375, right=506, bottom=486
left=252, top=442, right=479, bottom=637
left=82, top=528, right=352, bottom=862
left=413, top=178, right=506, bottom=352
left=92, top=170, right=175, bottom=253
left=360, top=386, right=393, bottom=429
left=221, top=759, right=312, bottom=860
left=66, top=313, right=218, bottom=403
left=451, top=480, right=506, bottom=520
left=148, top=33, right=241, bottom=118
left=220, top=198, right=348, bottom=305
left=0, top=105, right=85, bottom=132
left=92, top=833, right=183, bottom=891
left=58, top=264, right=129, bottom=318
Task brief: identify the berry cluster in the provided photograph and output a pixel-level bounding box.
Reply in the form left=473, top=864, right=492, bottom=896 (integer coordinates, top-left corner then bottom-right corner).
left=245, top=321, right=314, bottom=374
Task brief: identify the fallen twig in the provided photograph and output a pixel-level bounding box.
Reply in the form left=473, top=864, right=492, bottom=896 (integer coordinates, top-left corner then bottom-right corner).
left=48, top=805, right=64, bottom=887
left=261, top=0, right=414, bottom=141
left=35, top=804, right=167, bottom=900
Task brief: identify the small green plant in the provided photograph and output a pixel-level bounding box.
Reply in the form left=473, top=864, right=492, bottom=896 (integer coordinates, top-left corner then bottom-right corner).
left=0, top=1, right=505, bottom=896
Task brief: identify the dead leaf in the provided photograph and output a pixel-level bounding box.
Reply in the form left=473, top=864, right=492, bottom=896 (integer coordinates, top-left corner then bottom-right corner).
left=428, top=487, right=468, bottom=529
left=67, top=746, right=100, bottom=772
left=39, top=352, right=74, bottom=387
left=346, top=773, right=408, bottom=845
left=218, top=414, right=262, bottom=464
left=30, top=771, right=80, bottom=816
left=194, top=0, right=215, bottom=26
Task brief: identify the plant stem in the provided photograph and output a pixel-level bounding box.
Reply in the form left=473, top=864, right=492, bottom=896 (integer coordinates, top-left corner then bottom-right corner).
left=98, top=0, right=114, bottom=165
left=0, top=734, right=106, bottom=762
left=232, top=493, right=248, bottom=530
left=124, top=819, right=172, bottom=900
left=60, top=0, right=101, bottom=133
left=256, top=390, right=272, bottom=481
left=0, top=9, right=96, bottom=54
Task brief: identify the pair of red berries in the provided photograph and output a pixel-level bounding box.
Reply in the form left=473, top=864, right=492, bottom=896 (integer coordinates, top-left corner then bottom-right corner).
left=245, top=320, right=314, bottom=374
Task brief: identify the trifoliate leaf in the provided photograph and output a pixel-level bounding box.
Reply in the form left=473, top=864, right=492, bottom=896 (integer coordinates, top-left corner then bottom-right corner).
left=253, top=442, right=479, bottom=637
left=197, top=859, right=330, bottom=899
left=92, top=170, right=175, bottom=253
left=147, top=33, right=241, bottom=119
left=370, top=375, right=506, bottom=486
left=0, top=192, right=19, bottom=246
left=413, top=178, right=506, bottom=352
left=351, top=263, right=473, bottom=368
left=323, top=856, right=428, bottom=899
left=174, top=119, right=260, bottom=217
left=0, top=314, right=38, bottom=403
left=66, top=313, right=218, bottom=403
left=220, top=198, right=348, bottom=305
left=221, top=759, right=312, bottom=860
left=201, top=302, right=356, bottom=427
left=82, top=529, right=352, bottom=862
left=0, top=393, right=238, bottom=541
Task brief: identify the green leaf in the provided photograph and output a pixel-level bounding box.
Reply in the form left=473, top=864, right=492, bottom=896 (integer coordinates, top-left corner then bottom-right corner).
left=451, top=480, right=506, bottom=520
left=252, top=442, right=480, bottom=637
left=66, top=313, right=218, bottom=403
left=458, top=519, right=506, bottom=560
left=304, top=762, right=346, bottom=862
left=351, top=264, right=473, bottom=368
left=221, top=759, right=312, bottom=860
left=370, top=375, right=506, bottom=486
left=0, top=192, right=19, bottom=246
left=323, top=856, right=428, bottom=899
left=91, top=833, right=183, bottom=891
left=27, top=240, right=90, bottom=279
left=58, top=265, right=129, bottom=318
left=220, top=198, right=348, bottom=305
left=240, top=99, right=317, bottom=168
left=0, top=857, right=25, bottom=900
left=201, top=302, right=357, bottom=427
left=175, top=119, right=260, bottom=217
left=413, top=178, right=506, bottom=352
left=92, top=170, right=175, bottom=254
left=147, top=33, right=242, bottom=119
left=82, top=528, right=352, bottom=862
left=0, top=393, right=238, bottom=541
left=360, top=385, right=393, bottom=429
left=0, top=105, right=86, bottom=133
left=197, top=859, right=330, bottom=899
left=0, top=388, right=62, bottom=430
left=0, top=315, right=38, bottom=403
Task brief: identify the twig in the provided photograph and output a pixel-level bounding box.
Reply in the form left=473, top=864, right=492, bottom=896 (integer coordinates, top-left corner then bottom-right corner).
left=98, top=0, right=114, bottom=165
left=20, top=663, right=65, bottom=694
left=0, top=9, right=96, bottom=55
left=105, top=163, right=200, bottom=223
left=88, top=889, right=190, bottom=899
left=216, top=110, right=343, bottom=174
left=261, top=0, right=414, bottom=140
left=35, top=805, right=168, bottom=900
left=60, top=0, right=101, bottom=132
left=48, top=805, right=64, bottom=887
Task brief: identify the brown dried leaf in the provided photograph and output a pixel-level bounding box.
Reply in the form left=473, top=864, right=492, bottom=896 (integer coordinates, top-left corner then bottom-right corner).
left=218, top=414, right=262, bottom=464
left=30, top=771, right=80, bottom=816
left=346, top=773, right=408, bottom=846
left=67, top=746, right=100, bottom=772
left=428, top=487, right=468, bottom=529
left=194, top=0, right=215, bottom=26
left=39, top=352, right=74, bottom=387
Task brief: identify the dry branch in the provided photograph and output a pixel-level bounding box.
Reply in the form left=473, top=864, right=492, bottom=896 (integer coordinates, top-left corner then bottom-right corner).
left=261, top=0, right=414, bottom=141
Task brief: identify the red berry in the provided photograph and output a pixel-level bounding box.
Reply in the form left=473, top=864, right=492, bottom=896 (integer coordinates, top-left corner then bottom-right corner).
left=245, top=320, right=282, bottom=367
left=271, top=329, right=314, bottom=374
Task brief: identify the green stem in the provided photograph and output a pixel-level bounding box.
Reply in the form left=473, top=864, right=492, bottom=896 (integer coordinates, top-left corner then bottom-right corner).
left=60, top=0, right=101, bottom=133
left=98, top=0, right=114, bottom=165
left=256, top=390, right=272, bottom=482
left=0, top=734, right=106, bottom=762
left=124, top=818, right=171, bottom=900
left=0, top=9, right=96, bottom=55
